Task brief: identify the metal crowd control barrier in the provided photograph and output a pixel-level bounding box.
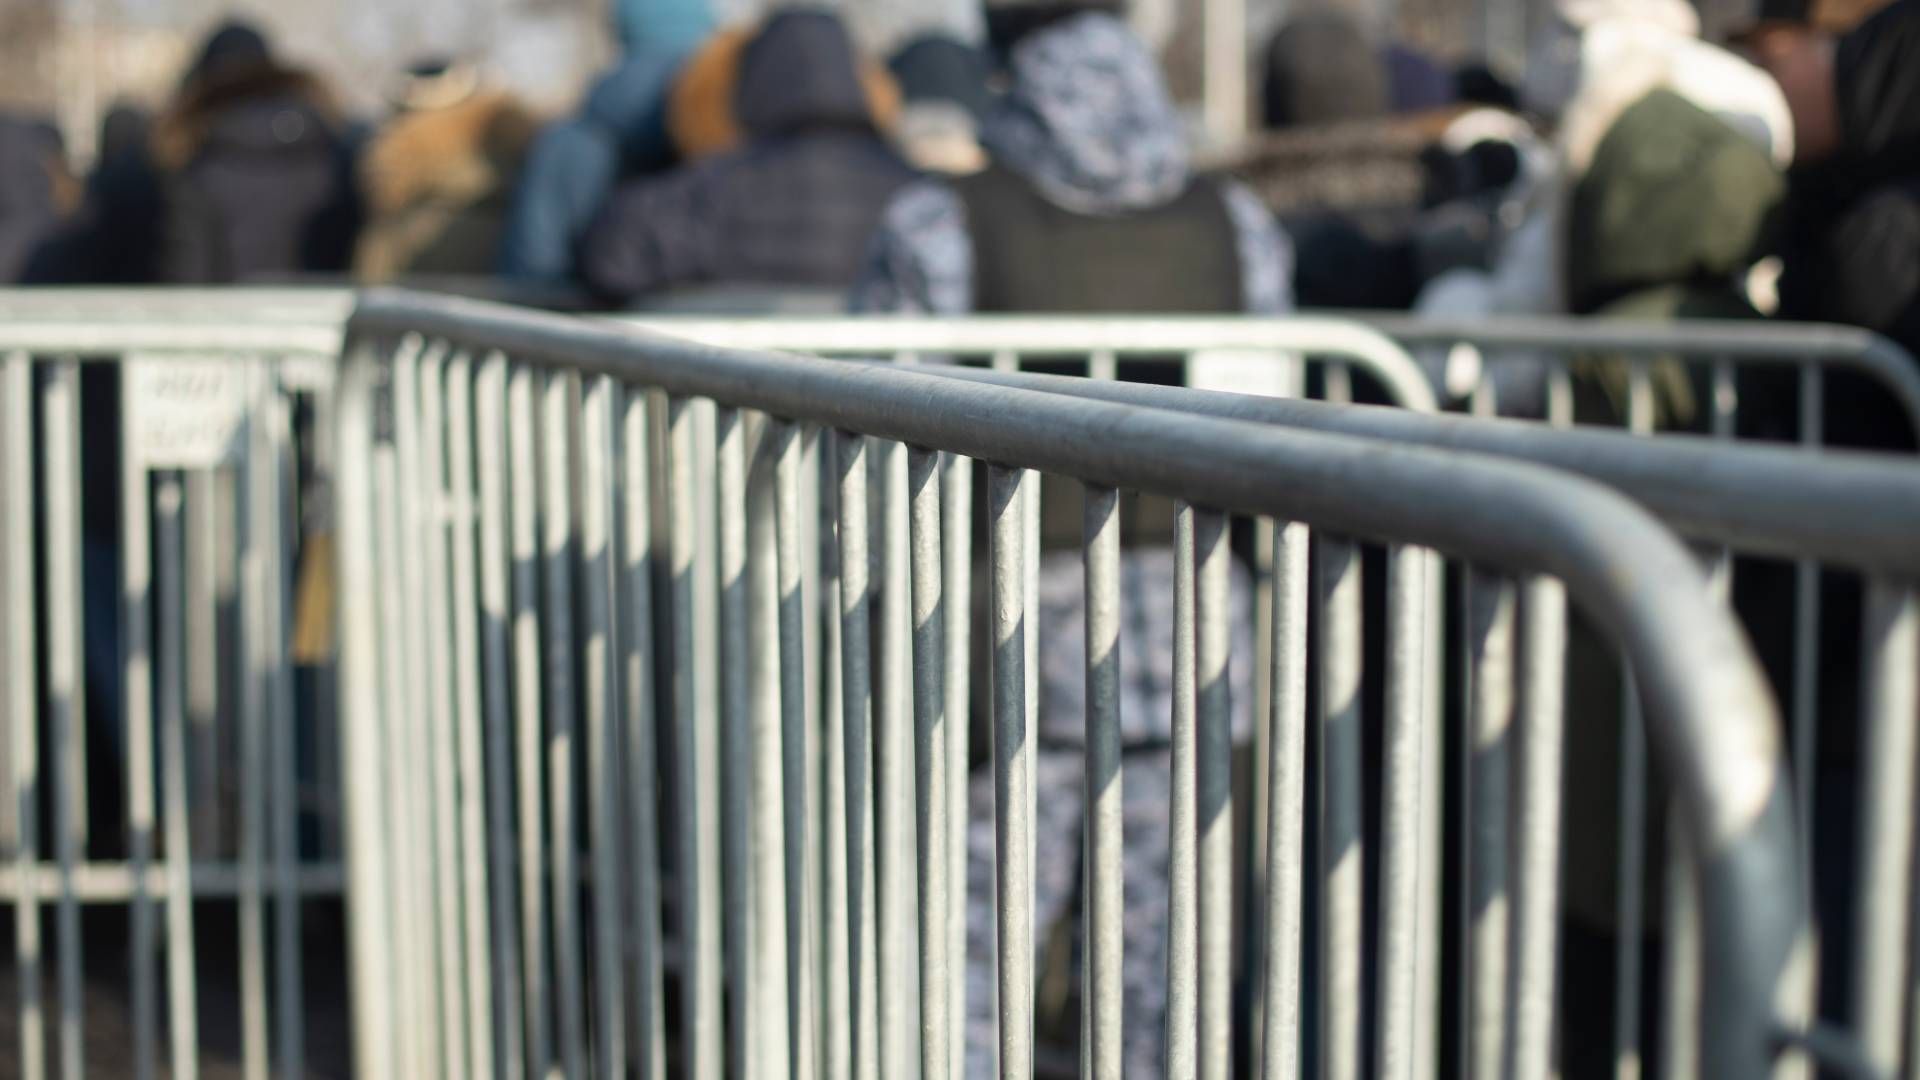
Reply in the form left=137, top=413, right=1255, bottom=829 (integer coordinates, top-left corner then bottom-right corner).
left=1359, top=313, right=1920, bottom=439
left=931, top=364, right=1920, bottom=1077
left=336, top=290, right=1797, bottom=1080
left=624, top=313, right=1440, bottom=412
left=0, top=317, right=342, bottom=1080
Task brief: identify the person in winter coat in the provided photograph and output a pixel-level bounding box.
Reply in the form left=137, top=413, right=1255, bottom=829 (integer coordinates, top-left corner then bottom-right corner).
left=1747, top=0, right=1920, bottom=448
left=852, top=9, right=1290, bottom=316
left=0, top=114, right=71, bottom=283
left=580, top=10, right=918, bottom=305
left=151, top=21, right=361, bottom=284
left=23, top=105, right=163, bottom=284
left=498, top=0, right=715, bottom=283
left=853, top=6, right=1286, bottom=1074
left=354, top=59, right=539, bottom=282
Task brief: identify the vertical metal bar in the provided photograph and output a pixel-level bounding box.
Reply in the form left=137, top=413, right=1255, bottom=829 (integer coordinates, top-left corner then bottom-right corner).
left=821, top=434, right=853, bottom=1080
left=336, top=338, right=396, bottom=1080
left=444, top=358, right=497, bottom=1080
left=694, top=402, right=727, bottom=1073
left=1260, top=521, right=1309, bottom=1080
left=156, top=475, right=202, bottom=1080
left=799, top=427, right=828, bottom=1080
left=582, top=374, right=628, bottom=1078
left=1318, top=536, right=1364, bottom=1080
left=718, top=406, right=756, bottom=1079
left=990, top=465, right=1033, bottom=1080
left=1614, top=358, right=1655, bottom=1080
left=1853, top=581, right=1919, bottom=1074
left=43, top=362, right=86, bottom=1080
left=1466, top=571, right=1516, bottom=1080
left=120, top=367, right=157, bottom=1080
left=239, top=378, right=271, bottom=1080
left=1658, top=813, right=1700, bottom=1080
left=672, top=396, right=724, bottom=1080
left=1546, top=359, right=1574, bottom=429
left=475, top=354, right=527, bottom=1080
left=1089, top=350, right=1118, bottom=383
left=262, top=370, right=304, bottom=1080
left=910, top=448, right=950, bottom=1080
left=1167, top=505, right=1199, bottom=1080
left=991, top=350, right=1018, bottom=374
left=775, top=423, right=818, bottom=1080
left=185, top=468, right=214, bottom=860
left=1792, top=364, right=1823, bottom=846
left=620, top=386, right=666, bottom=1080
left=506, top=363, right=552, bottom=1078
left=421, top=350, right=472, bottom=1080
left=750, top=417, right=794, bottom=1080
left=1323, top=363, right=1353, bottom=406
left=1249, top=514, right=1275, bottom=1076
left=382, top=342, right=433, bottom=1080
left=393, top=341, right=443, bottom=1080
left=941, top=450, right=972, bottom=1080
left=1196, top=510, right=1233, bottom=1080
left=1506, top=577, right=1567, bottom=1080
left=543, top=371, right=587, bottom=1080
left=3, top=351, right=42, bottom=1080
left=1416, top=549, right=1446, bottom=1080
left=876, top=437, right=917, bottom=1078
left=837, top=431, right=882, bottom=1080
left=1083, top=485, right=1122, bottom=1080
left=1376, top=545, right=1428, bottom=1080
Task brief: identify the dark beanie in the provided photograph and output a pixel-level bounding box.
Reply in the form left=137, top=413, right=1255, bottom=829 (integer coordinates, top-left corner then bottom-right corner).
left=890, top=36, right=994, bottom=121
left=1262, top=12, right=1389, bottom=129
left=186, top=20, right=273, bottom=90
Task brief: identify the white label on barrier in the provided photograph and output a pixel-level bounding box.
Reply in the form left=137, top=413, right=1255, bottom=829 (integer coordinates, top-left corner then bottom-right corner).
left=128, top=357, right=249, bottom=469
left=1188, top=348, right=1302, bottom=399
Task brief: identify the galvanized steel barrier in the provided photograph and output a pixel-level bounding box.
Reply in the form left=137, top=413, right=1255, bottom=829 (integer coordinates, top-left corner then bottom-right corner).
left=932, top=363, right=1920, bottom=1078
left=335, top=289, right=1797, bottom=1080
left=1360, top=313, right=1920, bottom=439
left=0, top=314, right=343, bottom=1080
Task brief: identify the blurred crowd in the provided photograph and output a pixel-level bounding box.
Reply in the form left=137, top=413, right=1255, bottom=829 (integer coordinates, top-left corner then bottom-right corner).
left=0, top=0, right=1913, bottom=402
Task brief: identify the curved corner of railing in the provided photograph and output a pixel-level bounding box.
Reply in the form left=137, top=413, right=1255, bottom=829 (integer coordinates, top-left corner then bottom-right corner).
left=1855, top=331, right=1920, bottom=439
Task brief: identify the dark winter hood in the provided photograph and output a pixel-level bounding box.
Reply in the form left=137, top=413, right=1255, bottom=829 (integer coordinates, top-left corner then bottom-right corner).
left=155, top=65, right=341, bottom=169
left=735, top=10, right=877, bottom=138
left=981, top=12, right=1191, bottom=214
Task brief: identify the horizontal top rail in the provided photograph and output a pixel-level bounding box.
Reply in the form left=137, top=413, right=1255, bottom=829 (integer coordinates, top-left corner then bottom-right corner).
left=0, top=321, right=341, bottom=357
left=1352, top=312, right=1920, bottom=424
left=917, top=365, right=1920, bottom=580
left=620, top=313, right=1439, bottom=411
left=342, top=294, right=1798, bottom=1077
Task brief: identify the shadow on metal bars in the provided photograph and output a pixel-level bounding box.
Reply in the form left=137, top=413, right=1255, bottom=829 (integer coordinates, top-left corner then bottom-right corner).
left=333, top=289, right=1797, bottom=1080
left=929, top=363, right=1920, bottom=1079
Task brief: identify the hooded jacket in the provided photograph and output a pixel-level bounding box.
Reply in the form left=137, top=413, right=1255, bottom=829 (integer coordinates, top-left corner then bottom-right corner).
left=153, top=60, right=360, bottom=283
left=580, top=11, right=918, bottom=304
left=850, top=13, right=1292, bottom=314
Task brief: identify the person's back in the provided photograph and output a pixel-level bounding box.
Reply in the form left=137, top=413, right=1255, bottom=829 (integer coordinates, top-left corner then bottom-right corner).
left=153, top=22, right=358, bottom=284
left=580, top=10, right=916, bottom=304
left=852, top=9, right=1290, bottom=316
